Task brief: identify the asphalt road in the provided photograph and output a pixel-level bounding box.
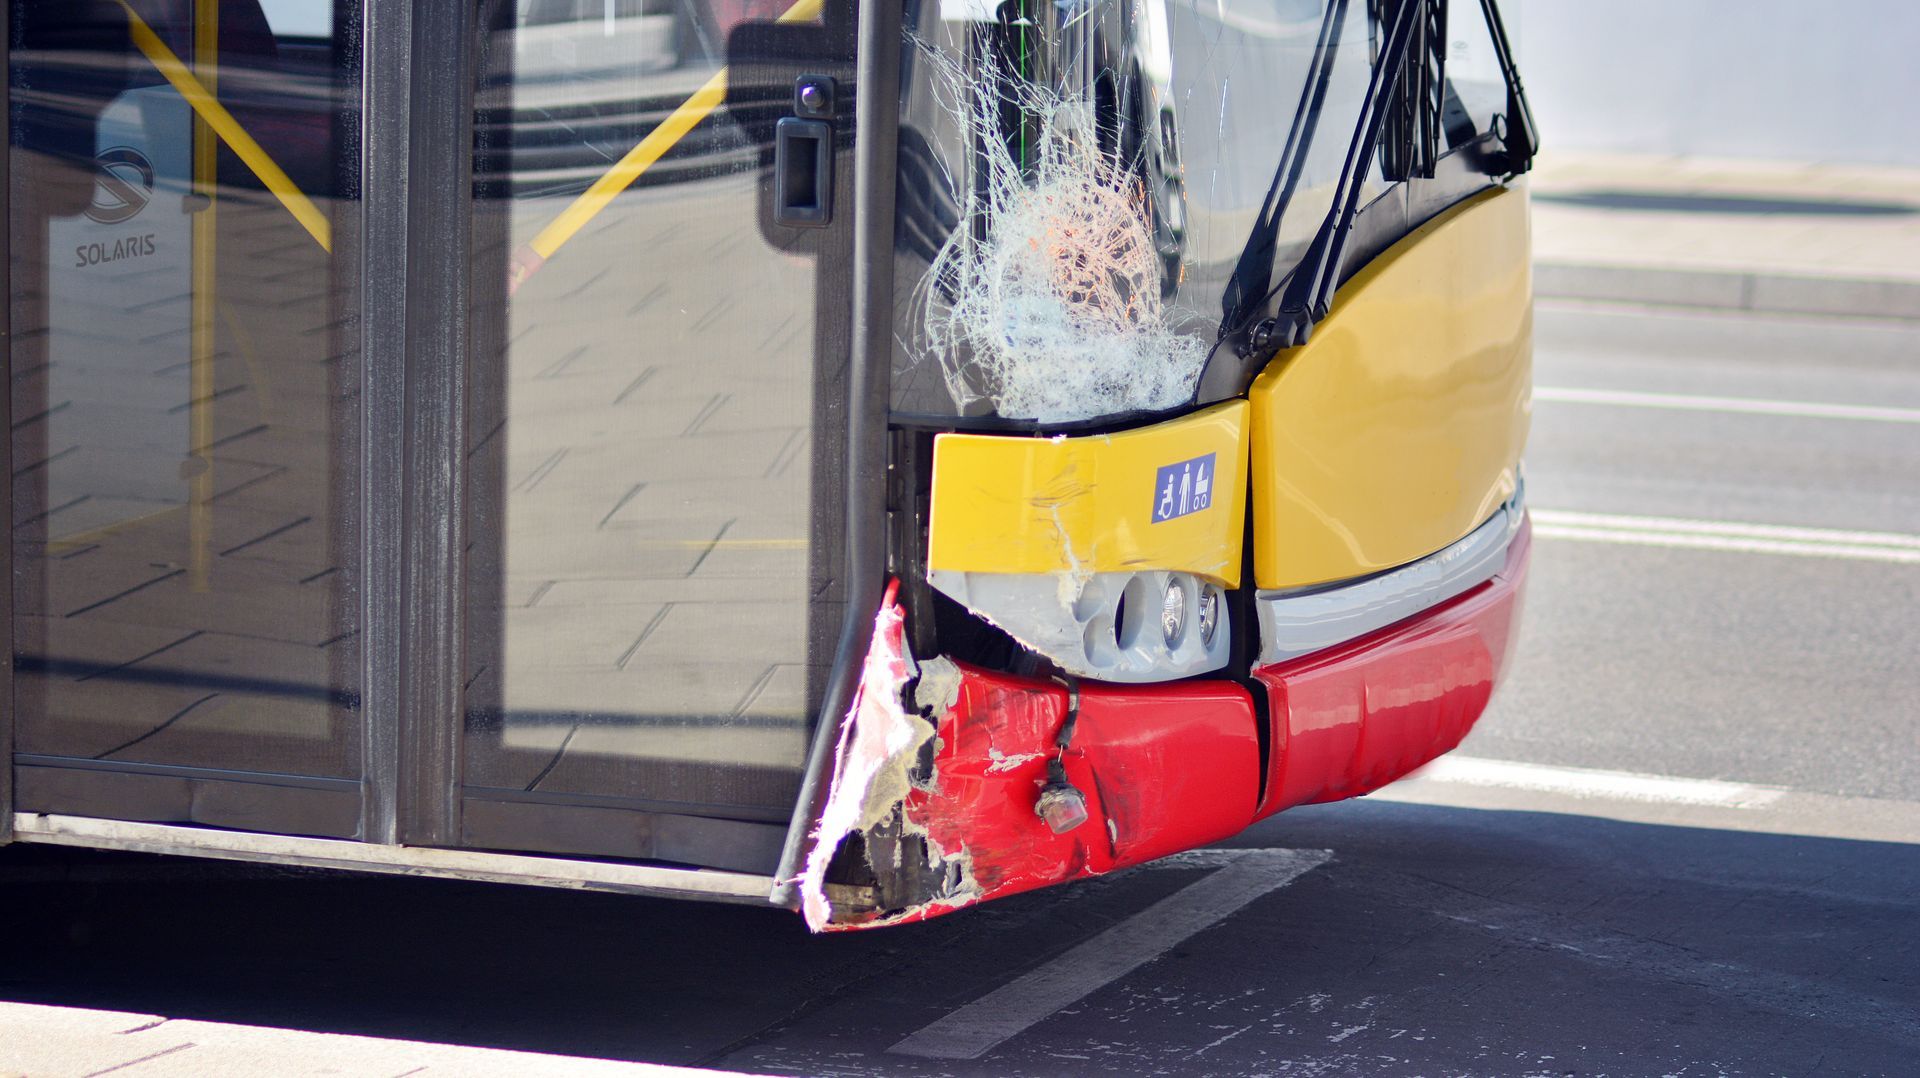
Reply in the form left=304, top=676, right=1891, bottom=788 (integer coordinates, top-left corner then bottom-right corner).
left=1478, top=302, right=1920, bottom=802
left=3, top=301, right=1917, bottom=1077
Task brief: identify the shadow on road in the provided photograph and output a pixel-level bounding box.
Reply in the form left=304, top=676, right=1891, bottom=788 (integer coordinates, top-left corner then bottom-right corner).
left=3, top=801, right=1916, bottom=1075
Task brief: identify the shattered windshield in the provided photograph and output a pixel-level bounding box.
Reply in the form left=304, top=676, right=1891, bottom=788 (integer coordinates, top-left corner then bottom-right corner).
left=891, top=0, right=1383, bottom=423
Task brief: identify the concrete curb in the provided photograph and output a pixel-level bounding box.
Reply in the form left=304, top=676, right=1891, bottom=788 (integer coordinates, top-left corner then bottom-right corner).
left=1535, top=262, right=1920, bottom=321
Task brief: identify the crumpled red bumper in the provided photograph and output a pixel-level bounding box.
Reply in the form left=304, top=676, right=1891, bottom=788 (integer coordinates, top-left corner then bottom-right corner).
left=811, top=518, right=1530, bottom=929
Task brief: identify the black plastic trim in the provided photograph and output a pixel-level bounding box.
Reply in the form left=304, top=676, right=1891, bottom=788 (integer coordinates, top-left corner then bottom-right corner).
left=395, top=0, right=475, bottom=848
left=13, top=755, right=361, bottom=792
left=359, top=0, right=411, bottom=845
left=769, top=0, right=903, bottom=908
left=14, top=763, right=362, bottom=840
left=774, top=116, right=835, bottom=227
left=1, top=0, right=13, bottom=847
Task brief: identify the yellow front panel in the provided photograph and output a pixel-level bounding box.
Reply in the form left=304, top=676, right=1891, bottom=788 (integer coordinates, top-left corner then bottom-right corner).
left=1250, top=185, right=1532, bottom=589
left=928, top=402, right=1250, bottom=588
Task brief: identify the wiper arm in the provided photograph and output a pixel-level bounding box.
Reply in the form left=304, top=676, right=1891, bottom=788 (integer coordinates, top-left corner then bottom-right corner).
left=1252, top=0, right=1425, bottom=354
left=1217, top=0, right=1351, bottom=337
left=1213, top=0, right=1351, bottom=338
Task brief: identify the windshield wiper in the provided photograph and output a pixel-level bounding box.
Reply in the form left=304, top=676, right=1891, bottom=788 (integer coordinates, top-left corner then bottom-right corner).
left=1223, top=0, right=1426, bottom=358
left=1217, top=0, right=1350, bottom=339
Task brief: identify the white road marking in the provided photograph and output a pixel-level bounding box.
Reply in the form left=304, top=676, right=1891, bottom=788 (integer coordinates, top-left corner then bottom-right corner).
left=1534, top=385, right=1920, bottom=424
left=1372, top=756, right=1920, bottom=845
left=1531, top=509, right=1920, bottom=564
left=888, top=848, right=1333, bottom=1061
left=1411, top=755, right=1785, bottom=809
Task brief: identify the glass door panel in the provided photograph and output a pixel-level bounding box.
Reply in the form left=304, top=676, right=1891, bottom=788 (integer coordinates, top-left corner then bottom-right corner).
left=461, top=0, right=852, bottom=865
left=8, top=0, right=364, bottom=836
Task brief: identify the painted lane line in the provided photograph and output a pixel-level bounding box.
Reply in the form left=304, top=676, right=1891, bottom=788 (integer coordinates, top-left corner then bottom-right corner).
left=1374, top=757, right=1920, bottom=845
left=1531, top=509, right=1920, bottom=565
left=1534, top=524, right=1920, bottom=564
left=1532, top=510, right=1920, bottom=549
left=888, top=848, right=1333, bottom=1061
left=1411, top=755, right=1785, bottom=809
left=1534, top=386, right=1920, bottom=424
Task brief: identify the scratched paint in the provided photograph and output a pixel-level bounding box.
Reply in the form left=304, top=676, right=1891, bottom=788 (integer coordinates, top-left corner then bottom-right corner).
left=817, top=664, right=1262, bottom=930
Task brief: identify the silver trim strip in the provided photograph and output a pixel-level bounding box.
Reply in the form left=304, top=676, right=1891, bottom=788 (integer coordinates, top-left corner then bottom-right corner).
left=9, top=813, right=777, bottom=905
left=1256, top=485, right=1525, bottom=666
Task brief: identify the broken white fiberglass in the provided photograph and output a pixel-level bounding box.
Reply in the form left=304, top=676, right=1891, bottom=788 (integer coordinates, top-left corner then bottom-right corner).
left=891, top=0, right=1384, bottom=423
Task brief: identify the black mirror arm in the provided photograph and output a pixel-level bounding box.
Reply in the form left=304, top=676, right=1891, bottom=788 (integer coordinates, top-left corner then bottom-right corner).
left=1477, top=0, right=1538, bottom=173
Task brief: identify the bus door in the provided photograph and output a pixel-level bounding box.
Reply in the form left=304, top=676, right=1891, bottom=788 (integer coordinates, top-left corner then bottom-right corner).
left=3, top=0, right=853, bottom=875
left=7, top=1, right=367, bottom=839
left=454, top=0, right=857, bottom=871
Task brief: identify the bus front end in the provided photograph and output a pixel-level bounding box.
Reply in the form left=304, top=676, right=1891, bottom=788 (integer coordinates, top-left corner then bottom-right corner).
left=793, top=0, right=1538, bottom=929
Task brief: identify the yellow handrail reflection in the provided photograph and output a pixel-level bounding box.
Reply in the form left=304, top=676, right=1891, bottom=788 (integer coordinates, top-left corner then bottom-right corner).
left=115, top=0, right=830, bottom=273
left=113, top=0, right=333, bottom=252
left=513, top=0, right=824, bottom=288
left=189, top=0, right=217, bottom=591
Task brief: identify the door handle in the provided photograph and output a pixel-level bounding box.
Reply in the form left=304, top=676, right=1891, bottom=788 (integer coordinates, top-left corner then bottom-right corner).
left=774, top=117, right=834, bottom=228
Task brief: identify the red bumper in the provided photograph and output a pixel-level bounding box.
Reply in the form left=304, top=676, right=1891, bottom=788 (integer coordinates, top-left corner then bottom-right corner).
left=821, top=518, right=1530, bottom=928
left=893, top=672, right=1264, bottom=919
left=1251, top=516, right=1531, bottom=817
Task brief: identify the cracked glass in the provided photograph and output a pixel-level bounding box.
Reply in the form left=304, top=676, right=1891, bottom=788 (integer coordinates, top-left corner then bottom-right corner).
left=891, top=0, right=1387, bottom=423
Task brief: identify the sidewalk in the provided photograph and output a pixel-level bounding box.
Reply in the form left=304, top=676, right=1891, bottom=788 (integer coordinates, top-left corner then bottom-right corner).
left=1529, top=152, right=1920, bottom=320
left=0, top=1002, right=758, bottom=1078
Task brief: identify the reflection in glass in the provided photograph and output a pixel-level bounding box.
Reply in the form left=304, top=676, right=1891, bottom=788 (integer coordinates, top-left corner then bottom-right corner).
left=463, top=0, right=832, bottom=825
left=1443, top=0, right=1509, bottom=138
left=8, top=1, right=363, bottom=786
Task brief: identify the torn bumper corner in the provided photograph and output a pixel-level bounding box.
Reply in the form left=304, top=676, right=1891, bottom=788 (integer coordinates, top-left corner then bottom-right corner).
left=795, top=583, right=931, bottom=932
left=798, top=631, right=1263, bottom=932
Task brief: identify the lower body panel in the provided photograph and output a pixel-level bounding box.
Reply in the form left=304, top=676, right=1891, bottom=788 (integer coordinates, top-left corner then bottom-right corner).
left=1253, top=516, right=1531, bottom=817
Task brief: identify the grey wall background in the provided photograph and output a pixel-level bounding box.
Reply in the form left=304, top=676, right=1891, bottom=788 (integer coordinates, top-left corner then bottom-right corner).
left=1508, top=0, right=1920, bottom=167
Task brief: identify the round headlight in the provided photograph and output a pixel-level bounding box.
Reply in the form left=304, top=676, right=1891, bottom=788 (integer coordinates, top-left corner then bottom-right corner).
left=1197, top=587, right=1219, bottom=647
left=1161, top=579, right=1187, bottom=646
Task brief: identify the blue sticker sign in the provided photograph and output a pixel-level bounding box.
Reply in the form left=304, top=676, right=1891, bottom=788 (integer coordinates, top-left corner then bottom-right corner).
left=1151, top=453, right=1215, bottom=523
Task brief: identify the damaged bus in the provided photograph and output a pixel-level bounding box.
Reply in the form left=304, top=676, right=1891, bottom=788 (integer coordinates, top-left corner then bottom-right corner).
left=2, top=0, right=1536, bottom=930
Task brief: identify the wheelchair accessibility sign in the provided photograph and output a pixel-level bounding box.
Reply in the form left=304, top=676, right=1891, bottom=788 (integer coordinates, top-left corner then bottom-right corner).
left=1152, top=453, right=1214, bottom=523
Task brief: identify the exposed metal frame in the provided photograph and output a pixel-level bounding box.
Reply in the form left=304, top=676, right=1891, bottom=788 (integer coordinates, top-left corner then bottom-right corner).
left=10, top=813, right=775, bottom=904
left=768, top=0, right=904, bottom=908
